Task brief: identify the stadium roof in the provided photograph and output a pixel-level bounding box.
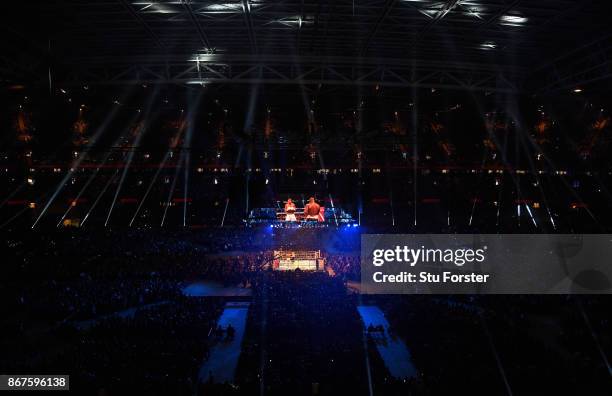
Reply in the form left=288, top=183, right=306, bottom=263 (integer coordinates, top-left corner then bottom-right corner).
left=2, top=0, right=611, bottom=93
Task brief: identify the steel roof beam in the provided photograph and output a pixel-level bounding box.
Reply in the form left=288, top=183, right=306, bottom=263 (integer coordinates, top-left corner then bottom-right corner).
left=242, top=0, right=258, bottom=54
left=360, top=0, right=397, bottom=56
left=117, top=0, right=164, bottom=48
left=181, top=0, right=212, bottom=50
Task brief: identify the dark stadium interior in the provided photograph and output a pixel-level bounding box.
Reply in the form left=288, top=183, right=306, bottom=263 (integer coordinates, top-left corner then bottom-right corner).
left=1, top=1, right=612, bottom=395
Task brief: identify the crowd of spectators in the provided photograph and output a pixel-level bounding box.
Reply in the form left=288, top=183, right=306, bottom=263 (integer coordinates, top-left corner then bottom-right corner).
left=2, top=227, right=610, bottom=395
left=376, top=295, right=612, bottom=395
left=233, top=271, right=369, bottom=396
left=1, top=229, right=246, bottom=394
left=326, top=254, right=360, bottom=280
left=3, top=297, right=223, bottom=394
left=3, top=229, right=270, bottom=320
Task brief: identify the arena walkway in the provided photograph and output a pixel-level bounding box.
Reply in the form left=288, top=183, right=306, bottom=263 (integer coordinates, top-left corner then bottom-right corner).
left=357, top=305, right=417, bottom=379
left=199, top=302, right=250, bottom=384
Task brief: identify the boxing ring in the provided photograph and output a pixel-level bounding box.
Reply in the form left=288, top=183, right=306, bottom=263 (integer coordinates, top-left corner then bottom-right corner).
left=246, top=207, right=357, bottom=228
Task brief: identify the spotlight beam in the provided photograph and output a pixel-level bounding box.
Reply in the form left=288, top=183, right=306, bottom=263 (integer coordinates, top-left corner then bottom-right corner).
left=1, top=206, right=30, bottom=229
left=81, top=172, right=117, bottom=226
left=468, top=153, right=490, bottom=227
left=471, top=93, right=526, bottom=227
left=525, top=203, right=538, bottom=227
left=181, top=91, right=201, bottom=228
left=577, top=301, right=612, bottom=377
left=3, top=186, right=56, bottom=229
left=129, top=160, right=166, bottom=227
left=104, top=90, right=159, bottom=227
left=55, top=112, right=142, bottom=227
left=245, top=172, right=250, bottom=218
left=130, top=123, right=187, bottom=227
left=328, top=193, right=339, bottom=226
left=479, top=313, right=514, bottom=396
left=183, top=147, right=191, bottom=228
left=0, top=182, right=25, bottom=209
left=516, top=133, right=556, bottom=230
left=57, top=169, right=99, bottom=227
left=182, top=122, right=194, bottom=228
left=220, top=198, right=229, bottom=227
left=104, top=122, right=146, bottom=227
left=357, top=141, right=364, bottom=226
left=161, top=108, right=198, bottom=228
left=511, top=104, right=596, bottom=228
left=161, top=155, right=184, bottom=227
left=31, top=98, right=124, bottom=229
